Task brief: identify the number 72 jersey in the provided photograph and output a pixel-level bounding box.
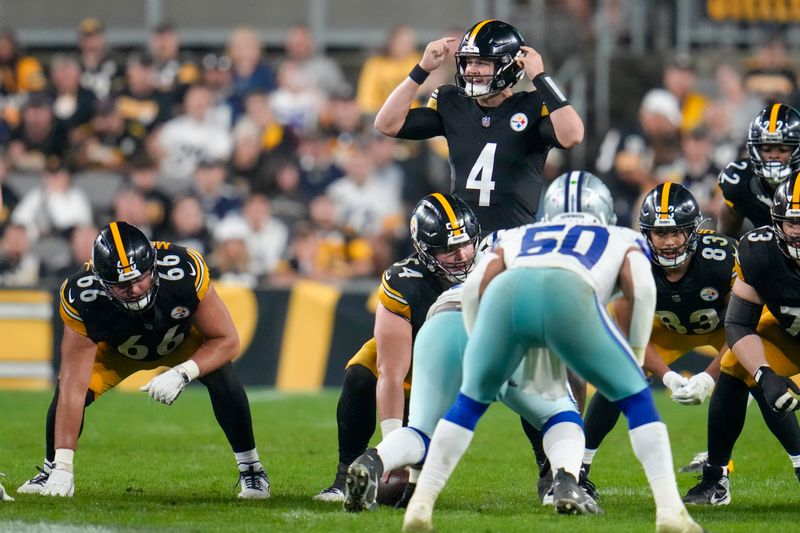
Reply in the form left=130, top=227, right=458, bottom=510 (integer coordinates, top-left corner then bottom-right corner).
left=59, top=243, right=211, bottom=362
left=494, top=222, right=649, bottom=304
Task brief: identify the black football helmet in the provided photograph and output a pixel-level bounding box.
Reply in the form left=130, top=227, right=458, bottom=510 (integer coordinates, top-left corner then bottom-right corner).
left=747, top=103, right=800, bottom=190
left=410, top=193, right=480, bottom=283
left=639, top=182, right=703, bottom=268
left=454, top=19, right=524, bottom=98
left=92, top=221, right=159, bottom=312
left=771, top=173, right=800, bottom=260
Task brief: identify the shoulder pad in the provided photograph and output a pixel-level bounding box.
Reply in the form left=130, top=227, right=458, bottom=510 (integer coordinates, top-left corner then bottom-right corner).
left=155, top=244, right=211, bottom=300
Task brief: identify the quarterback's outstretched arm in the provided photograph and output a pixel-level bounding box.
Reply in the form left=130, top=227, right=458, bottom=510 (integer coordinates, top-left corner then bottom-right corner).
left=374, top=303, right=412, bottom=437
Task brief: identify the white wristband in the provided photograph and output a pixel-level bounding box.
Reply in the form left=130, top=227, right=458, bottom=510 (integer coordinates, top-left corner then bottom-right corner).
left=176, top=360, right=200, bottom=385
left=380, top=418, right=403, bottom=440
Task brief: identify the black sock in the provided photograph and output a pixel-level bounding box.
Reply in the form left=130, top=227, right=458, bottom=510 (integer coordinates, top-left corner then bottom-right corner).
left=200, top=362, right=256, bottom=453
left=520, top=417, right=547, bottom=467
left=45, top=382, right=93, bottom=463
left=337, top=364, right=377, bottom=465
left=707, top=373, right=750, bottom=467
left=750, top=386, right=800, bottom=455
left=584, top=392, right=622, bottom=451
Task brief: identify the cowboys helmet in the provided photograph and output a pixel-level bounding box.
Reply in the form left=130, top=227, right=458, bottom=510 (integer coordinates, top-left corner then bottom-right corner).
left=542, top=171, right=617, bottom=226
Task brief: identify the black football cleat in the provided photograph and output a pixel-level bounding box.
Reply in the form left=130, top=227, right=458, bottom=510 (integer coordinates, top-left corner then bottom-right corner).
left=344, top=448, right=384, bottom=512
left=683, top=464, right=730, bottom=506
left=552, top=468, right=603, bottom=515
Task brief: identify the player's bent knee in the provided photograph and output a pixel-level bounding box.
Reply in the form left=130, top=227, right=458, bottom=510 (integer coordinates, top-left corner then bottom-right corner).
left=615, top=388, right=660, bottom=430
left=343, top=364, right=378, bottom=394
left=541, top=410, right=583, bottom=433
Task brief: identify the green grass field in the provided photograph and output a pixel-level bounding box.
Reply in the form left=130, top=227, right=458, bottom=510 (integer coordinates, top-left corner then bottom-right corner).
left=0, top=388, right=795, bottom=532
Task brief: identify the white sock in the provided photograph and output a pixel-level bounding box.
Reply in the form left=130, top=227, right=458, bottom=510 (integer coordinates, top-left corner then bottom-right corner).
left=583, top=448, right=597, bottom=466
left=543, top=422, right=584, bottom=479
left=790, top=454, right=800, bottom=469
left=44, top=459, right=54, bottom=473
left=235, top=448, right=260, bottom=469
left=413, top=419, right=475, bottom=504
left=629, top=422, right=685, bottom=514
left=376, top=427, right=427, bottom=472
left=408, top=466, right=421, bottom=484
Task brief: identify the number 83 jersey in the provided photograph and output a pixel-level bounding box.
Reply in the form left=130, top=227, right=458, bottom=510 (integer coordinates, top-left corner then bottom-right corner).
left=652, top=230, right=736, bottom=336
left=58, top=243, right=211, bottom=362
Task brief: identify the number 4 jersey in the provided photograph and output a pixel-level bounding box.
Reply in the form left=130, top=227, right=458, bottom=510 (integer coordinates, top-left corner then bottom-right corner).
left=59, top=243, right=210, bottom=362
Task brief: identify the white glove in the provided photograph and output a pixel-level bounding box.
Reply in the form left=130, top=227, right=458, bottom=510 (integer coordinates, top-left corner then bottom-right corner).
left=662, top=371, right=689, bottom=396
left=0, top=473, right=14, bottom=502
left=40, top=465, right=74, bottom=497
left=140, top=361, right=199, bottom=405
left=672, top=372, right=715, bottom=405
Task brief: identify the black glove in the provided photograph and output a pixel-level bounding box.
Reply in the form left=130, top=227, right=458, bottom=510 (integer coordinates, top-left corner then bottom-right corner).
left=755, top=366, right=800, bottom=412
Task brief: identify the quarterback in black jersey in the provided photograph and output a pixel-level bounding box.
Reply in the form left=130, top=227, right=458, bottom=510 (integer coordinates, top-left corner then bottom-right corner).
left=18, top=222, right=270, bottom=499
left=580, top=183, right=736, bottom=494
left=684, top=175, right=800, bottom=506
left=374, top=19, right=584, bottom=235
left=313, top=193, right=480, bottom=503
left=717, top=103, right=800, bottom=237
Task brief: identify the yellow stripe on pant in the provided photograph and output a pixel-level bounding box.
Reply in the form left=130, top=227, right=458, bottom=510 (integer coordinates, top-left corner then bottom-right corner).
left=277, top=280, right=341, bottom=391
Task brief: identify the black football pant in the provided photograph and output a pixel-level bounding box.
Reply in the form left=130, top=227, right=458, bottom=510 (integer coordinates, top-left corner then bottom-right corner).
left=45, top=362, right=255, bottom=462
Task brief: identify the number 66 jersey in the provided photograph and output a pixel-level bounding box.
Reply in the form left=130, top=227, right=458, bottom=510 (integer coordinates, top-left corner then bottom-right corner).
left=58, top=242, right=210, bottom=363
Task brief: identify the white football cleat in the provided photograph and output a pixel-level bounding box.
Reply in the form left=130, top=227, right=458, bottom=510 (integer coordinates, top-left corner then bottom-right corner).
left=656, top=507, right=705, bottom=533
left=237, top=463, right=271, bottom=499
left=17, top=464, right=52, bottom=495
left=0, top=473, right=14, bottom=502
left=313, top=487, right=344, bottom=502
left=39, top=468, right=74, bottom=497
left=403, top=499, right=434, bottom=532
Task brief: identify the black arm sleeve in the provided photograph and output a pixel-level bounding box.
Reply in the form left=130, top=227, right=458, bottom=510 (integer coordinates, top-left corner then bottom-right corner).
left=725, top=293, right=764, bottom=348
left=536, top=117, right=564, bottom=149
left=395, top=107, right=445, bottom=140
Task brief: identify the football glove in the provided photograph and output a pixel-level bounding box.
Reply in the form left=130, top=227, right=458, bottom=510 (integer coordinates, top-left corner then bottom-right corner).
left=140, top=361, right=199, bottom=405
left=755, top=366, right=800, bottom=412
left=672, top=372, right=715, bottom=405
left=662, top=371, right=688, bottom=396
left=40, top=465, right=74, bottom=497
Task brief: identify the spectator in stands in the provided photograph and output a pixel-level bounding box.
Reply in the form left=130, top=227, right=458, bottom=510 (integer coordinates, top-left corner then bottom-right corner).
left=282, top=24, right=347, bottom=97
left=744, top=35, right=797, bottom=104
left=0, top=156, right=19, bottom=229
left=114, top=51, right=173, bottom=144
left=210, top=215, right=257, bottom=288
left=674, top=126, right=722, bottom=221
left=663, top=54, right=708, bottom=134
left=159, top=194, right=212, bottom=255
left=157, top=84, right=233, bottom=185
left=72, top=99, right=137, bottom=170
left=356, top=25, right=420, bottom=114
left=0, top=223, right=40, bottom=287
left=128, top=152, right=172, bottom=235
left=270, top=60, right=326, bottom=136
left=11, top=163, right=93, bottom=241
left=7, top=92, right=69, bottom=172
left=326, top=139, right=403, bottom=239
left=52, top=223, right=98, bottom=280
left=239, top=193, right=288, bottom=280
left=231, top=89, right=298, bottom=191
left=295, top=131, right=345, bottom=199
left=111, top=188, right=151, bottom=237
left=49, top=53, right=97, bottom=132
left=76, top=18, right=124, bottom=100
left=192, top=159, right=241, bottom=227
left=0, top=28, right=46, bottom=129
left=320, top=86, right=367, bottom=159
left=269, top=159, right=309, bottom=231
left=149, top=22, right=199, bottom=99
left=226, top=27, right=276, bottom=123
left=595, top=88, right=682, bottom=227
left=200, top=52, right=234, bottom=128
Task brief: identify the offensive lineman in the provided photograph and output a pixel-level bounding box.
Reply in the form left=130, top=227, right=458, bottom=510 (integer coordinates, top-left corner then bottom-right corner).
left=18, top=222, right=270, bottom=498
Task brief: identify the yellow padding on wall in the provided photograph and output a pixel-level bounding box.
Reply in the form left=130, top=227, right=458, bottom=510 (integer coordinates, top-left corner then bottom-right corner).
left=215, top=282, right=259, bottom=360
left=0, top=320, right=52, bottom=361
left=277, top=281, right=341, bottom=391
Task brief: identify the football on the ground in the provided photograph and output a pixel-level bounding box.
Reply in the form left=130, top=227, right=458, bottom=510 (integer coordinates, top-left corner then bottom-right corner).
left=376, top=468, right=409, bottom=506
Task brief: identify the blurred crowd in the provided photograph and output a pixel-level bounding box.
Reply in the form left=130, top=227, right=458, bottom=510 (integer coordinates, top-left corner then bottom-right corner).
left=0, top=15, right=798, bottom=289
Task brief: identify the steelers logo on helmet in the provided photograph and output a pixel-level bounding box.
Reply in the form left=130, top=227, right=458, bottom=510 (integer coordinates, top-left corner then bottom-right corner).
left=92, top=221, right=159, bottom=313
left=510, top=113, right=528, bottom=132
left=410, top=193, right=480, bottom=283
left=771, top=172, right=800, bottom=260
left=409, top=214, right=418, bottom=241
left=747, top=103, right=800, bottom=190
left=639, top=182, right=703, bottom=269
left=542, top=170, right=617, bottom=226
left=455, top=20, right=525, bottom=99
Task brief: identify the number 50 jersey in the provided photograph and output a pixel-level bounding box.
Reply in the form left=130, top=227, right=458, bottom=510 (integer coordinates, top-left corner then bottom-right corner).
left=494, top=221, right=649, bottom=304
left=59, top=243, right=211, bottom=362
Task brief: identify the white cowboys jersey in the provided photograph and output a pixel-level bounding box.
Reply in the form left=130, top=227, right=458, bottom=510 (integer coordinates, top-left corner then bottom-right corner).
left=493, top=221, right=649, bottom=304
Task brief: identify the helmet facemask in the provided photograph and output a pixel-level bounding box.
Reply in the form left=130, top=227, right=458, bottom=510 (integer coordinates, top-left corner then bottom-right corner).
left=772, top=200, right=800, bottom=260
left=415, top=234, right=478, bottom=284
left=642, top=225, right=699, bottom=268
left=748, top=141, right=800, bottom=189
left=455, top=52, right=523, bottom=98
left=93, top=256, right=159, bottom=313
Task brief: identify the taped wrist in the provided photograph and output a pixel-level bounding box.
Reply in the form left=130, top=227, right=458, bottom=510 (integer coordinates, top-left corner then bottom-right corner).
left=533, top=72, right=569, bottom=112
left=725, top=294, right=763, bottom=347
